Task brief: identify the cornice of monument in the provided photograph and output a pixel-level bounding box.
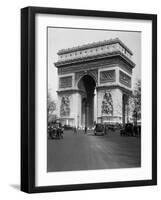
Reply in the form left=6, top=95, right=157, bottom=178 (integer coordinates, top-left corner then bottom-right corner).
left=55, top=51, right=135, bottom=68
left=57, top=38, right=133, bottom=56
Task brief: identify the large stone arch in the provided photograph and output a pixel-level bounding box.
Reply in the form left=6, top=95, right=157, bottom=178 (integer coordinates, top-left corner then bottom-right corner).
left=55, top=38, right=135, bottom=127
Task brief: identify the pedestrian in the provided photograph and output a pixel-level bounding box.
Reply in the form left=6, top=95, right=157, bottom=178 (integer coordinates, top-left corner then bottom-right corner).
left=74, top=126, right=77, bottom=135
left=105, top=125, right=108, bottom=135
left=84, top=126, right=87, bottom=134
left=133, top=125, right=138, bottom=137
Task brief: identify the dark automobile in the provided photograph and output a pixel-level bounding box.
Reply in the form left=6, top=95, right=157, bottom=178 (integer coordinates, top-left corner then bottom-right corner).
left=48, top=122, right=64, bottom=139
left=94, top=123, right=105, bottom=136
left=120, top=123, right=133, bottom=136
left=133, top=124, right=141, bottom=137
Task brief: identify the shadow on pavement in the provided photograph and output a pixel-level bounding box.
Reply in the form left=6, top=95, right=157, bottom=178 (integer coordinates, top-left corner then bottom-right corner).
left=10, top=184, right=20, bottom=191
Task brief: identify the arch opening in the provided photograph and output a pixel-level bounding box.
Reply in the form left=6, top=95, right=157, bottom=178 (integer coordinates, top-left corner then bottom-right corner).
left=78, top=75, right=96, bottom=129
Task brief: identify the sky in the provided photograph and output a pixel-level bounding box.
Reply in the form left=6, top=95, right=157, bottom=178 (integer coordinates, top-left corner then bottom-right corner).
left=48, top=27, right=141, bottom=100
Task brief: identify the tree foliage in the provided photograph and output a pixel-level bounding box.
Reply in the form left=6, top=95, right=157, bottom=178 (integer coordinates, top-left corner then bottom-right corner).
left=47, top=92, right=56, bottom=117
left=132, top=79, right=141, bottom=120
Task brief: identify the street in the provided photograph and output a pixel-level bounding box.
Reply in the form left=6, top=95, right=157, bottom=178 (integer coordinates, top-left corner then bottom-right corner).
left=47, top=130, right=141, bottom=172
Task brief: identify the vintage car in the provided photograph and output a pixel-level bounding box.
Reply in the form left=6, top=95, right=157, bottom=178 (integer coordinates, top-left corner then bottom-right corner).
left=94, top=123, right=105, bottom=136
left=120, top=123, right=134, bottom=136
left=48, top=122, right=64, bottom=139
left=133, top=124, right=141, bottom=137
left=120, top=123, right=141, bottom=137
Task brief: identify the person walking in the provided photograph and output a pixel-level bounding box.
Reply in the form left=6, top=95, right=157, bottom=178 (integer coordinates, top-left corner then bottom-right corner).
left=73, top=126, right=77, bottom=135
left=105, top=125, right=108, bottom=135
left=84, top=126, right=87, bottom=134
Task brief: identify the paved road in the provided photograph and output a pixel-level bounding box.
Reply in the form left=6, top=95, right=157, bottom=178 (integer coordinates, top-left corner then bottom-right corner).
left=47, top=130, right=141, bottom=172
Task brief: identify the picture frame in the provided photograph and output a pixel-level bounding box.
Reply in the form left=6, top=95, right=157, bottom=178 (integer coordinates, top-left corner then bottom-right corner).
left=21, top=6, right=157, bottom=193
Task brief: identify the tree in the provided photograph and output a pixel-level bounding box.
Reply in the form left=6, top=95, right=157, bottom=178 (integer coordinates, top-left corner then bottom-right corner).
left=126, top=79, right=141, bottom=124
left=132, top=79, right=141, bottom=124
left=47, top=92, right=56, bottom=118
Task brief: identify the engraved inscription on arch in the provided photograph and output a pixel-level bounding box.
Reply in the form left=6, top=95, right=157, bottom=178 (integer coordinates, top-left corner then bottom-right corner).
left=100, top=70, right=115, bottom=84
left=59, top=76, right=72, bottom=89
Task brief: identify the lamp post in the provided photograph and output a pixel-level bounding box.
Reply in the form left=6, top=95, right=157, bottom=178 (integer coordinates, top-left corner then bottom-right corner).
left=133, top=109, right=138, bottom=126
left=77, top=114, right=79, bottom=129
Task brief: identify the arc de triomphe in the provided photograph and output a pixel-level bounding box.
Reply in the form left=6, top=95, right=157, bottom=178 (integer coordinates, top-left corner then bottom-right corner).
left=54, top=38, right=135, bottom=128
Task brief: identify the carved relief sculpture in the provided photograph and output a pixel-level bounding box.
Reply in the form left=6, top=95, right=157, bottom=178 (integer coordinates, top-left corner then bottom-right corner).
left=60, top=96, right=70, bottom=116
left=101, top=91, right=113, bottom=115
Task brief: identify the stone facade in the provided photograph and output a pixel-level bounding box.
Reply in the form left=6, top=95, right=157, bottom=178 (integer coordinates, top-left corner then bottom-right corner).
left=55, top=38, right=135, bottom=127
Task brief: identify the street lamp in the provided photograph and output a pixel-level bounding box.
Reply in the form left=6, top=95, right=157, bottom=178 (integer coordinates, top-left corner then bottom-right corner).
left=133, top=109, right=138, bottom=126
left=77, top=114, right=79, bottom=129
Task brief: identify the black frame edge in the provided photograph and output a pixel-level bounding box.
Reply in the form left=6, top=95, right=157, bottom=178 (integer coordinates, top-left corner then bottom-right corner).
left=21, top=7, right=36, bottom=193
left=24, top=6, right=157, bottom=19
left=152, top=14, right=157, bottom=185
left=21, top=7, right=30, bottom=193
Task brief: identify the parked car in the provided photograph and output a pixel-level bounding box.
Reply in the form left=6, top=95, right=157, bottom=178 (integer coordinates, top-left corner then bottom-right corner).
left=94, top=123, right=105, bottom=136
left=120, top=123, right=133, bottom=136
left=120, top=123, right=141, bottom=137
left=133, top=124, right=141, bottom=137
left=48, top=122, right=64, bottom=139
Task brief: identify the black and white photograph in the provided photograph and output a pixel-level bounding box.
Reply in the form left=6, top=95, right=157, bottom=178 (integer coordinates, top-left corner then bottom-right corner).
left=20, top=6, right=157, bottom=193
left=47, top=27, right=141, bottom=172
